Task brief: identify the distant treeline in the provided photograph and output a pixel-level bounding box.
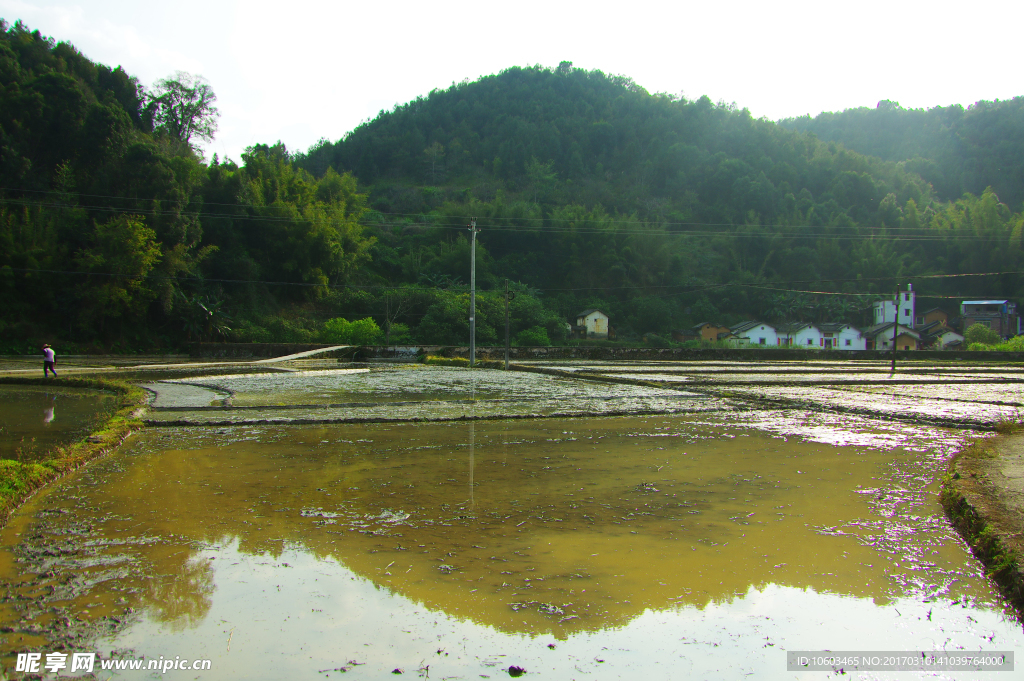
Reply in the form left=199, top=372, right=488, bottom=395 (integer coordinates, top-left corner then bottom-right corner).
left=780, top=98, right=1024, bottom=209
left=2, top=25, right=1024, bottom=352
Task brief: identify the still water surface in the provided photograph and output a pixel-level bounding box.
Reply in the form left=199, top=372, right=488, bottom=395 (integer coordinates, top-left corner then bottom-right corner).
left=0, top=414, right=1020, bottom=679
left=0, top=386, right=115, bottom=460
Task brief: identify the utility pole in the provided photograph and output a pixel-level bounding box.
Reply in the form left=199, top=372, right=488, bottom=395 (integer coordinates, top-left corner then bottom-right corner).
left=890, top=284, right=899, bottom=373
left=468, top=219, right=479, bottom=367
left=504, top=279, right=516, bottom=370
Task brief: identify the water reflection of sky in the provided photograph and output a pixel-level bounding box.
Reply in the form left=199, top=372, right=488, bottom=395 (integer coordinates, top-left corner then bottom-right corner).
left=107, top=543, right=1021, bottom=681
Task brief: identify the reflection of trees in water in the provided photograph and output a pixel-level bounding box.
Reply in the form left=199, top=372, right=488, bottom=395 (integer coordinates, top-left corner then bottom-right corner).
left=142, top=557, right=215, bottom=631
left=47, top=422, right=978, bottom=640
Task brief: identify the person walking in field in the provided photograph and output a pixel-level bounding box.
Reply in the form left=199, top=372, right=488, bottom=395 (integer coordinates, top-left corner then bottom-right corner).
left=42, top=343, right=56, bottom=377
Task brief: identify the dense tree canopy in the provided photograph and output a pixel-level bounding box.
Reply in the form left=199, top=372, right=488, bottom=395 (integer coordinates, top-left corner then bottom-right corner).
left=0, top=21, right=374, bottom=350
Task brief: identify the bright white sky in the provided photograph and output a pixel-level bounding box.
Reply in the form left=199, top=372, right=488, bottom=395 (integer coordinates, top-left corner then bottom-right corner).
left=2, top=0, right=1021, bottom=162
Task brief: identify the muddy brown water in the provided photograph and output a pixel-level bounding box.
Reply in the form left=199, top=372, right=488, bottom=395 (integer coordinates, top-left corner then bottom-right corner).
left=1, top=412, right=1021, bottom=679
left=0, top=386, right=116, bottom=461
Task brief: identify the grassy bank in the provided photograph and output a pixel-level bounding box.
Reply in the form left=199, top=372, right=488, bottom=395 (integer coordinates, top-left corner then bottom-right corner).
left=939, top=437, right=1024, bottom=618
left=0, top=377, right=147, bottom=526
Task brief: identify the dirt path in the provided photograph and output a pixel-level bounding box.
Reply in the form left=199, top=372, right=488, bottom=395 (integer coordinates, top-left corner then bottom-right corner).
left=0, top=346, right=353, bottom=377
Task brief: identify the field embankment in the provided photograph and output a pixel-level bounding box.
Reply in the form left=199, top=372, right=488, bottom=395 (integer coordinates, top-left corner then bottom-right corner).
left=941, top=433, right=1024, bottom=617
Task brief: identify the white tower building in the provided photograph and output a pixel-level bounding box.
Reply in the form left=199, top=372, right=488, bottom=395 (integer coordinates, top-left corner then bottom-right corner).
left=873, top=284, right=915, bottom=325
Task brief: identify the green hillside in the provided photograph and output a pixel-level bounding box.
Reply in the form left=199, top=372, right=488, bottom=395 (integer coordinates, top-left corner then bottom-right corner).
left=298, top=63, right=931, bottom=227
left=296, top=63, right=1024, bottom=333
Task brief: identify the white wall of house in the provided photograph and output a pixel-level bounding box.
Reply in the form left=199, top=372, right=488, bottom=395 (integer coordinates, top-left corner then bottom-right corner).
left=790, top=325, right=822, bottom=348
left=873, top=288, right=915, bottom=325
left=778, top=324, right=866, bottom=349
left=733, top=324, right=778, bottom=346
left=578, top=311, right=609, bottom=338
left=830, top=325, right=867, bottom=350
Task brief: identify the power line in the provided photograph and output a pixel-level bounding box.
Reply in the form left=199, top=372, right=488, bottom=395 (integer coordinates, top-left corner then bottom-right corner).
left=535, top=270, right=1024, bottom=292
left=2, top=265, right=1018, bottom=297
left=365, top=210, right=1013, bottom=234
left=422, top=224, right=1012, bottom=243
left=735, top=284, right=966, bottom=299
left=2, top=188, right=1019, bottom=239
left=0, top=185, right=1003, bottom=232
left=2, top=195, right=1018, bottom=244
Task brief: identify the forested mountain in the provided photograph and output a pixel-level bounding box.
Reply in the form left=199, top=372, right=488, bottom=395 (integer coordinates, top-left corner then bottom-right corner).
left=780, top=99, right=1024, bottom=209
left=2, top=22, right=1024, bottom=351
left=297, top=63, right=931, bottom=227
left=295, top=63, right=1024, bottom=336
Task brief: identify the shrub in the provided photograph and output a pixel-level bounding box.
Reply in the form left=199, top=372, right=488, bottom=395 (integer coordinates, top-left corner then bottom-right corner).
left=229, top=317, right=318, bottom=343
left=321, top=317, right=383, bottom=345
left=965, top=323, right=1001, bottom=347
left=644, top=334, right=671, bottom=348
left=514, top=326, right=551, bottom=346
left=993, top=335, right=1024, bottom=352
left=384, top=322, right=415, bottom=344
left=265, top=317, right=318, bottom=343
left=230, top=319, right=273, bottom=343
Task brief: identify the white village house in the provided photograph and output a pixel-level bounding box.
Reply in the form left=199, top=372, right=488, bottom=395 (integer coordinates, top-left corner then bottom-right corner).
left=573, top=309, right=611, bottom=339
left=917, top=321, right=964, bottom=348
left=818, top=323, right=867, bottom=350
left=862, top=322, right=921, bottom=350
left=777, top=322, right=819, bottom=347
left=776, top=322, right=866, bottom=349
left=928, top=327, right=964, bottom=348
left=728, top=321, right=779, bottom=346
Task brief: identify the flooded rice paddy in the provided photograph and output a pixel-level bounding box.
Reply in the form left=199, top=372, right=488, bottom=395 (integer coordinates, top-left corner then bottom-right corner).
left=143, top=366, right=717, bottom=426
left=0, top=386, right=116, bottom=461
left=720, top=386, right=1024, bottom=429
left=167, top=365, right=695, bottom=406
left=1, top=360, right=1023, bottom=679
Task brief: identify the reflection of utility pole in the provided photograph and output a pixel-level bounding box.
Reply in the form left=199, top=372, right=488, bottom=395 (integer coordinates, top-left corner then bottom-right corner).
left=468, top=219, right=479, bottom=367
left=504, top=279, right=516, bottom=370
left=891, top=285, right=899, bottom=373
left=469, top=421, right=475, bottom=514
